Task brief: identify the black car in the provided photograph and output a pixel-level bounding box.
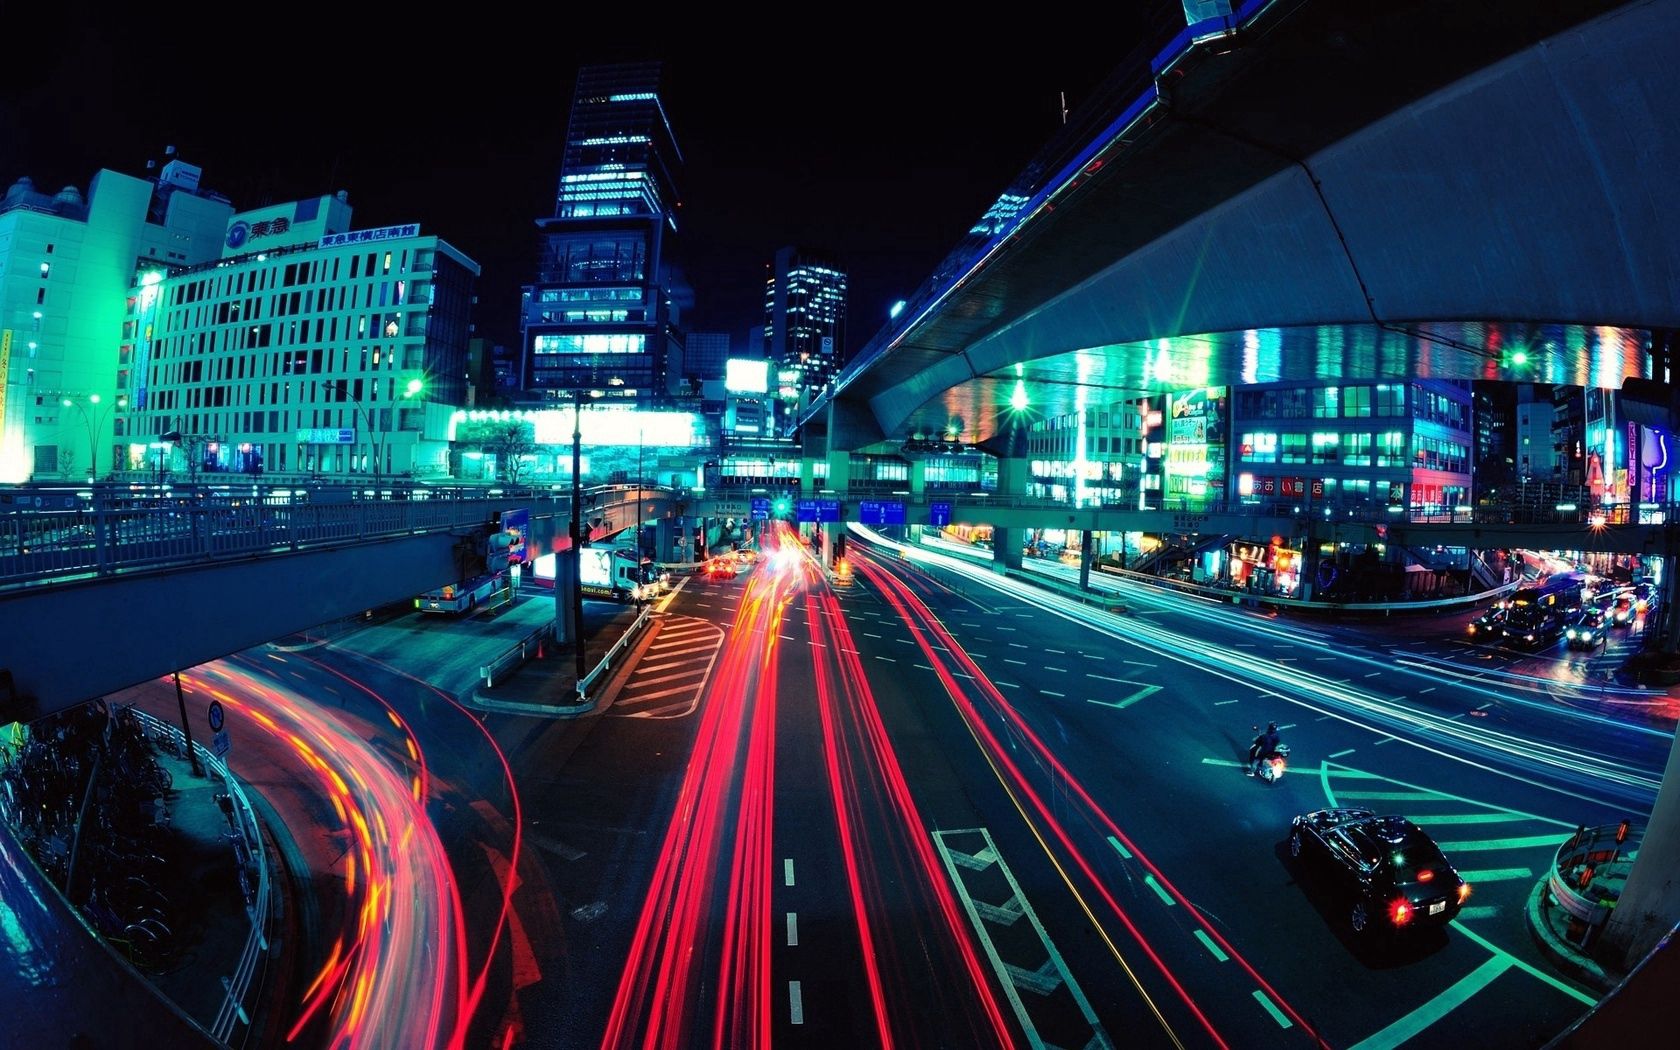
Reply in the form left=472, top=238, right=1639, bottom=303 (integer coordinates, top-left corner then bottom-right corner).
left=1464, top=607, right=1506, bottom=639
left=1500, top=608, right=1565, bottom=648
left=1565, top=608, right=1609, bottom=650
left=1288, top=809, right=1470, bottom=936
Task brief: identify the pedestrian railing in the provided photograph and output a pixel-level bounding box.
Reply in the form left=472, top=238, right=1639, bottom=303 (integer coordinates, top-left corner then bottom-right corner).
left=130, top=708, right=270, bottom=1045
left=1550, top=821, right=1644, bottom=949
left=577, top=603, right=654, bottom=704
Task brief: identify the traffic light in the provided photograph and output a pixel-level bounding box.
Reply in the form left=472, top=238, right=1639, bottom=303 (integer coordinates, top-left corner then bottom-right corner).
left=774, top=497, right=791, bottom=517
left=487, top=530, right=516, bottom=571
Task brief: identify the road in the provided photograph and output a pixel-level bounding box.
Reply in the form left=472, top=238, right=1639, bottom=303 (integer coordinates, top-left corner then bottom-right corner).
left=78, top=519, right=1670, bottom=1049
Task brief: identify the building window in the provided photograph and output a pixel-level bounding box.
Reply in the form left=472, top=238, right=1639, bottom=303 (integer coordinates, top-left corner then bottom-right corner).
left=1311, top=432, right=1340, bottom=464
left=1376, top=431, right=1407, bottom=467
left=1342, top=433, right=1373, bottom=466
left=532, top=333, right=647, bottom=355
left=1313, top=387, right=1339, bottom=418
left=1281, top=433, right=1307, bottom=464
left=1342, top=385, right=1371, bottom=418
left=1240, top=432, right=1277, bottom=463
left=1375, top=383, right=1405, bottom=417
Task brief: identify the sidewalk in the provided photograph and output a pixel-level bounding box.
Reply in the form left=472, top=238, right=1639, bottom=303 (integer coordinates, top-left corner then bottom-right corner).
left=471, top=601, right=646, bottom=715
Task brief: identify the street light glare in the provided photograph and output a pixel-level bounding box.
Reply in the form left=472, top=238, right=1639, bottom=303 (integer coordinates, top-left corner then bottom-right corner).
left=405, top=378, right=424, bottom=396
left=89, top=394, right=100, bottom=404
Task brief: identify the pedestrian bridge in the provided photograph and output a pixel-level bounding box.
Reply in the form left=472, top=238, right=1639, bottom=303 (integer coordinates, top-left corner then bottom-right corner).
left=0, top=485, right=679, bottom=718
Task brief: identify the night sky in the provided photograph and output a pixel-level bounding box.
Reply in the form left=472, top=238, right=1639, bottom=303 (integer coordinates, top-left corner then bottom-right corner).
left=4, top=11, right=1148, bottom=356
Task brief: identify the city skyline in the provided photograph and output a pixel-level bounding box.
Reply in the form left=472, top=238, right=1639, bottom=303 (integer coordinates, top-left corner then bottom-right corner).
left=4, top=12, right=1148, bottom=355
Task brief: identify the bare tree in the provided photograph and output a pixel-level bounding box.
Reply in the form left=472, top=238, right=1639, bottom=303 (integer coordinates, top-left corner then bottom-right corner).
left=485, top=421, right=537, bottom=484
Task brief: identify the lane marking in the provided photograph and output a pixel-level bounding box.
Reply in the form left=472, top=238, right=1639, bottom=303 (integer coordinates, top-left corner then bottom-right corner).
left=915, top=663, right=934, bottom=671
left=997, top=681, right=1021, bottom=689
left=1314, top=657, right=1337, bottom=662
left=1045, top=666, right=1068, bottom=673
left=874, top=656, right=897, bottom=663
left=1346, top=956, right=1507, bottom=1050
left=1083, top=654, right=1106, bottom=661
left=1450, top=920, right=1596, bottom=1006
left=786, top=912, right=799, bottom=946
left=1457, top=867, right=1533, bottom=882
left=1336, top=790, right=1450, bottom=802
left=1122, top=660, right=1157, bottom=668
left=1143, top=874, right=1174, bottom=906
left=630, top=668, right=712, bottom=688
left=1087, top=673, right=1126, bottom=683
left=1418, top=687, right=1438, bottom=694
left=1253, top=989, right=1294, bottom=1030
left=779, top=633, right=795, bottom=641
left=789, top=981, right=804, bottom=1025
left=863, top=632, right=882, bottom=638
left=1004, top=658, right=1027, bottom=665
left=1194, top=929, right=1229, bottom=962
left=1214, top=699, right=1239, bottom=706
left=1008, top=642, right=1030, bottom=649
left=1455, top=905, right=1501, bottom=921
left=1374, top=736, right=1399, bottom=746
left=1106, top=835, right=1132, bottom=860
left=1087, top=683, right=1163, bottom=710
left=1434, top=834, right=1569, bottom=852
left=784, top=859, right=795, bottom=886
left=1415, top=813, right=1535, bottom=826
left=1042, top=690, right=1066, bottom=698
left=1046, top=648, right=1067, bottom=654
left=1329, top=748, right=1357, bottom=759
left=1364, top=672, right=1383, bottom=679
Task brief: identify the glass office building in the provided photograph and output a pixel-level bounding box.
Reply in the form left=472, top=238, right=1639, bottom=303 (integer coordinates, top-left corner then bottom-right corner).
left=523, top=62, right=686, bottom=403
left=764, top=247, right=846, bottom=424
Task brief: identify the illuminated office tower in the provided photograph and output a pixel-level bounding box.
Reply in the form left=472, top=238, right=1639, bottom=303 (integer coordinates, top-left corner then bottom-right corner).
left=764, top=246, right=846, bottom=424
left=0, top=158, right=231, bottom=481
left=522, top=62, right=686, bottom=403
left=119, top=194, right=480, bottom=480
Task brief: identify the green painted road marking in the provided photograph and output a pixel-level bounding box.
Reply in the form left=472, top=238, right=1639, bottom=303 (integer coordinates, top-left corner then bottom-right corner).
left=1457, top=867, right=1533, bottom=882
left=1347, top=956, right=1509, bottom=1050
left=1436, top=834, right=1567, bottom=852
left=1319, top=762, right=1578, bottom=828
left=1202, top=757, right=1379, bottom=777
left=1336, top=790, right=1449, bottom=802
left=1455, top=906, right=1501, bottom=921
left=1193, top=930, right=1229, bottom=962
left=1252, top=989, right=1293, bottom=1029
left=1413, top=812, right=1535, bottom=826
left=1143, top=874, right=1175, bottom=906
left=1106, top=835, right=1132, bottom=860
left=1450, top=920, right=1598, bottom=1006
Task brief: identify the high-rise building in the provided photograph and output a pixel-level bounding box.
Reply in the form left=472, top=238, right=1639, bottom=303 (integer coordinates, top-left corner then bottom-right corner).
left=0, top=160, right=232, bottom=481
left=120, top=196, right=479, bottom=480
left=685, top=331, right=731, bottom=384
left=522, top=62, right=685, bottom=404
left=764, top=247, right=846, bottom=423
left=1513, top=384, right=1556, bottom=483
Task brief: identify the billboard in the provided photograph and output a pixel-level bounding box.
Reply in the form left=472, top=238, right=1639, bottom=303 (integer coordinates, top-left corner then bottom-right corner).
left=726, top=358, right=770, bottom=394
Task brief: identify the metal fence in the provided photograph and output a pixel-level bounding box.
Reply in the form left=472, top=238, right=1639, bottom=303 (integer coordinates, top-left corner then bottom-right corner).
left=130, top=708, right=269, bottom=1046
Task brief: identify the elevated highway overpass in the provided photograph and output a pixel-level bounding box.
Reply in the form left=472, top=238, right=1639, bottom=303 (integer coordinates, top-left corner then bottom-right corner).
left=806, top=0, right=1678, bottom=448
left=0, top=485, right=679, bottom=718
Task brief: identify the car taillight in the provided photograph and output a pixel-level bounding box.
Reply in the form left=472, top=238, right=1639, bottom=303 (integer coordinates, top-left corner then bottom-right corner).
left=1389, top=898, right=1413, bottom=926
left=1458, top=882, right=1472, bottom=903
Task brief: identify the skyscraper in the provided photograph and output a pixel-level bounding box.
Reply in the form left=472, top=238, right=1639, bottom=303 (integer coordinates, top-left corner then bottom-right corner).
left=522, top=62, right=685, bottom=403
left=764, top=247, right=846, bottom=424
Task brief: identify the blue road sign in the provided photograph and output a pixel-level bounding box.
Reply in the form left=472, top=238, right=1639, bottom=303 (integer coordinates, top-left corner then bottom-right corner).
left=858, top=501, right=906, bottom=526
left=750, top=497, right=771, bottom=520
left=930, top=501, right=952, bottom=527
left=799, top=499, right=841, bottom=523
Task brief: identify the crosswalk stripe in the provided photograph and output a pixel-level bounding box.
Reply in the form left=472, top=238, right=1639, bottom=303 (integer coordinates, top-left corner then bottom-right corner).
left=1336, top=790, right=1449, bottom=802
left=1411, top=812, right=1535, bottom=826
left=617, top=683, right=704, bottom=703
left=1435, top=834, right=1565, bottom=852
left=636, top=656, right=713, bottom=674
left=630, top=668, right=710, bottom=688
left=1456, top=868, right=1532, bottom=882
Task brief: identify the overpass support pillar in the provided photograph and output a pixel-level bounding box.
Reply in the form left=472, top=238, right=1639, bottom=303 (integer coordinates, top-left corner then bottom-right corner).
left=992, top=528, right=1023, bottom=572
left=654, top=517, right=677, bottom=563
left=825, top=447, right=851, bottom=496
left=996, top=457, right=1030, bottom=498
left=553, top=551, right=578, bottom=645
left=1079, top=531, right=1093, bottom=591
left=1604, top=723, right=1680, bottom=967
left=910, top=461, right=927, bottom=500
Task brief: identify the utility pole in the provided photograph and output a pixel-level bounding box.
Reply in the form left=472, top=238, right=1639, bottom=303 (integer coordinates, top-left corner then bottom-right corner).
left=571, top=388, right=586, bottom=689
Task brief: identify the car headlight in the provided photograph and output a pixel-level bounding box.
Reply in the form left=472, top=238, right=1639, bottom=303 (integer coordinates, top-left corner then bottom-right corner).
left=1525, top=634, right=1535, bottom=641
left=1567, top=630, right=1577, bottom=639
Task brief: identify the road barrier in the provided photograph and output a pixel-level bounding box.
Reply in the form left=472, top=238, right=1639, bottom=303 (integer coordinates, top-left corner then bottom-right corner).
left=577, top=602, right=654, bottom=703
left=479, top=621, right=555, bottom=690
left=1549, top=821, right=1644, bottom=949
left=131, top=708, right=269, bottom=1045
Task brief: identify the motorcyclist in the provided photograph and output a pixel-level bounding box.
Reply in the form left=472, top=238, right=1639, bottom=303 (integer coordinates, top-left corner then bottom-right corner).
left=1248, top=722, right=1281, bottom=777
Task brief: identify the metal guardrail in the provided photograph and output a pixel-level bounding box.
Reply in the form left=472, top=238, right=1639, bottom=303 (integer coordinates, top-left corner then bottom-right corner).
left=1091, top=562, right=1525, bottom=613
left=479, top=621, right=554, bottom=690
left=1549, top=821, right=1644, bottom=948
left=0, top=485, right=675, bottom=592
left=577, top=603, right=653, bottom=703
left=130, top=709, right=269, bottom=1045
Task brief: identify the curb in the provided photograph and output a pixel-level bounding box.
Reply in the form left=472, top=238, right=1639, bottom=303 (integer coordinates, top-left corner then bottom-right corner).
left=1524, top=878, right=1619, bottom=995
left=466, top=691, right=594, bottom=718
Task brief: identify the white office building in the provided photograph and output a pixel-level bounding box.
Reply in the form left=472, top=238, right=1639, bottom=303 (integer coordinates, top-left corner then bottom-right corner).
left=0, top=160, right=232, bottom=481
left=121, top=196, right=480, bottom=480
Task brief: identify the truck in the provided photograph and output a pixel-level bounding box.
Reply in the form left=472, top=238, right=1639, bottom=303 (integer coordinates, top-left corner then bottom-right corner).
left=416, top=572, right=506, bottom=615
left=581, top=546, right=649, bottom=602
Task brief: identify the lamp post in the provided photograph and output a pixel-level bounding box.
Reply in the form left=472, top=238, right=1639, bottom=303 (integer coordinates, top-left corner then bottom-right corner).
left=570, top=389, right=603, bottom=690
left=59, top=393, right=126, bottom=481
left=332, top=377, right=425, bottom=480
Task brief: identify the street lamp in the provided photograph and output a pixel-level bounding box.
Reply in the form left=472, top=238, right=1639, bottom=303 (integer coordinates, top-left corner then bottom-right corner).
left=330, top=377, right=426, bottom=480
left=59, top=392, right=127, bottom=480
left=570, top=388, right=603, bottom=691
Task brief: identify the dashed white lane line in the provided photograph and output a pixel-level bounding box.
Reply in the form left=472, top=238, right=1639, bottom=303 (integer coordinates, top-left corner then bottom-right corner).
left=1087, top=673, right=1126, bottom=683
left=1374, top=736, right=1399, bottom=746
left=789, top=981, right=804, bottom=1024
left=1194, top=930, right=1229, bottom=962
left=1045, top=648, right=1067, bottom=655
left=996, top=626, right=1017, bottom=632
left=786, top=912, right=799, bottom=946
left=998, top=681, right=1021, bottom=689
left=1214, top=700, right=1239, bottom=706
left=863, top=632, right=882, bottom=638
left=779, top=633, right=795, bottom=641
left=1418, top=687, right=1438, bottom=694
left=896, top=638, right=914, bottom=645
left=1004, top=658, right=1027, bottom=665
left=1083, top=653, right=1106, bottom=661
left=1329, top=748, right=1357, bottom=758
left=1008, top=642, right=1029, bottom=648
left=915, top=663, right=934, bottom=671
left=1364, top=672, right=1383, bottom=679
left=875, top=656, right=897, bottom=663
left=1043, top=690, right=1065, bottom=698
left=784, top=859, right=795, bottom=886
left=1122, top=660, right=1157, bottom=668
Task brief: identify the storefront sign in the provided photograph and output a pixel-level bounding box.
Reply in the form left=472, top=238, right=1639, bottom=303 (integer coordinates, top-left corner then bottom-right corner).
left=296, top=428, right=356, bottom=444
left=319, top=223, right=420, bottom=249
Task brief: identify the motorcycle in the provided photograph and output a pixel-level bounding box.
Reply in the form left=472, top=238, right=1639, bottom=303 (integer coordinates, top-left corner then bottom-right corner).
left=1249, top=724, right=1290, bottom=783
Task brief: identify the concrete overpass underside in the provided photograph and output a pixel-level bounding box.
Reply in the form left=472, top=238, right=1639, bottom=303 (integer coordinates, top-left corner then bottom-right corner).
left=824, top=0, right=1676, bottom=448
